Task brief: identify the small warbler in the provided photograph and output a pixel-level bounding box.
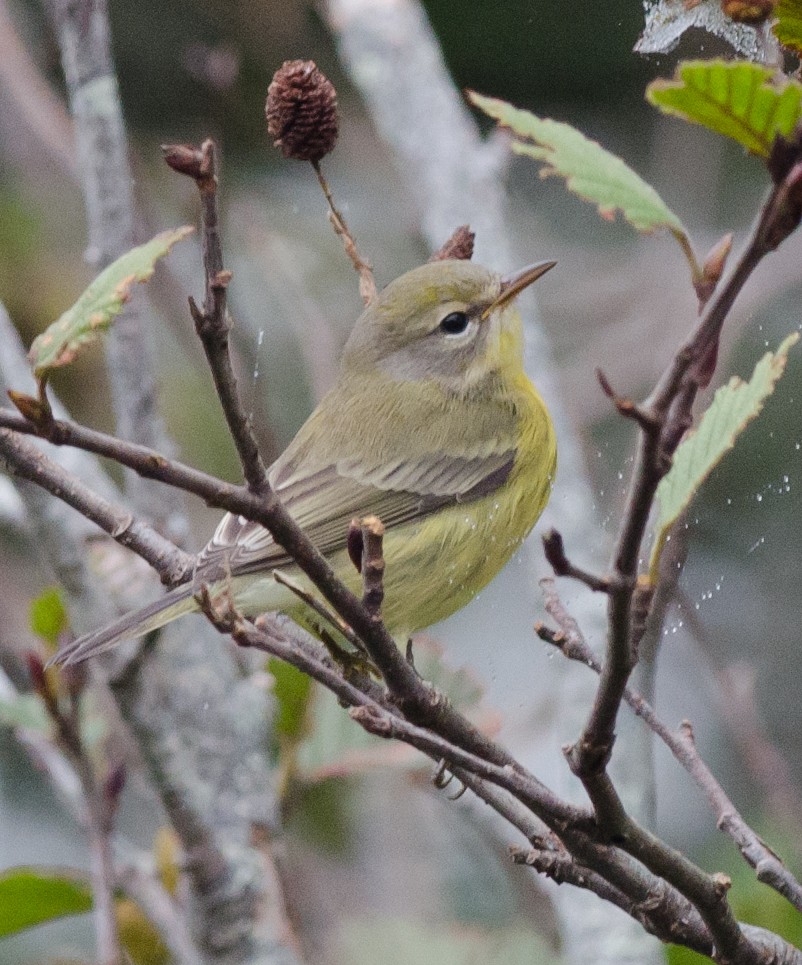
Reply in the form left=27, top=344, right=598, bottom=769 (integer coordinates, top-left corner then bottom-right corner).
left=53, top=259, right=556, bottom=665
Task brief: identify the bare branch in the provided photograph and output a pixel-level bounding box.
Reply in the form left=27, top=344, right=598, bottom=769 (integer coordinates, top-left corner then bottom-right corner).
left=359, top=515, right=385, bottom=619
left=538, top=579, right=802, bottom=914
left=0, top=428, right=192, bottom=584
left=542, top=529, right=612, bottom=593
left=569, top=156, right=802, bottom=809
left=163, top=139, right=269, bottom=493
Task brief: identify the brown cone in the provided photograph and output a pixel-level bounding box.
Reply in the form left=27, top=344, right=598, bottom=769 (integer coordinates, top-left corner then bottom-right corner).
left=266, top=60, right=339, bottom=163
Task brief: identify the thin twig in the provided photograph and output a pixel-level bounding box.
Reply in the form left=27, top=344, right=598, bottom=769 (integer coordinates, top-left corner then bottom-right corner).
left=163, top=139, right=269, bottom=494
left=311, top=159, right=377, bottom=305
left=569, top=159, right=802, bottom=796
left=0, top=665, right=202, bottom=964
left=359, top=515, right=385, bottom=619
left=0, top=428, right=192, bottom=584
left=272, top=569, right=362, bottom=650
left=537, top=580, right=802, bottom=914
left=542, top=528, right=611, bottom=593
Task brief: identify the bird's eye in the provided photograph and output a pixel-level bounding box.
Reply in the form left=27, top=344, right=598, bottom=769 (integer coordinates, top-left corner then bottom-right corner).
left=438, top=311, right=470, bottom=336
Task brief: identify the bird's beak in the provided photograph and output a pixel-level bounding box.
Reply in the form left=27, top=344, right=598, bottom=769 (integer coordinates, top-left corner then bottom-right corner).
left=481, top=260, right=556, bottom=320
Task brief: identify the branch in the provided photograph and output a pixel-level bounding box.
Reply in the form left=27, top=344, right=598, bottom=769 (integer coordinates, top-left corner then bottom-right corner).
left=542, top=528, right=611, bottom=593
left=163, top=140, right=269, bottom=493
left=0, top=427, right=192, bottom=585
left=538, top=580, right=802, bottom=914
left=0, top=400, right=539, bottom=778
left=568, top=157, right=802, bottom=791
left=214, top=604, right=771, bottom=962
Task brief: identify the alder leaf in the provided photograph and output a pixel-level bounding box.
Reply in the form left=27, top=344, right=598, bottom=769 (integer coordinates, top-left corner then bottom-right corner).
left=774, top=0, right=802, bottom=55
left=468, top=90, right=697, bottom=274
left=28, top=226, right=194, bottom=383
left=647, top=60, right=802, bottom=157
left=651, top=333, right=799, bottom=578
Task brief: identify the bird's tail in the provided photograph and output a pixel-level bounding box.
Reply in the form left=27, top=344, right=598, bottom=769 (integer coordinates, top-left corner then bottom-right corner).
left=46, top=583, right=199, bottom=668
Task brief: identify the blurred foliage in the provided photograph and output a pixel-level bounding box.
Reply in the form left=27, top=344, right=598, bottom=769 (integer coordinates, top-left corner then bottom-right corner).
left=28, top=587, right=69, bottom=649
left=333, top=915, right=551, bottom=965
left=268, top=656, right=313, bottom=742
left=0, top=867, right=92, bottom=938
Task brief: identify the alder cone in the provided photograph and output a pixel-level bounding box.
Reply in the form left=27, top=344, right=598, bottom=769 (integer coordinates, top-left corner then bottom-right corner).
left=266, top=60, right=339, bottom=163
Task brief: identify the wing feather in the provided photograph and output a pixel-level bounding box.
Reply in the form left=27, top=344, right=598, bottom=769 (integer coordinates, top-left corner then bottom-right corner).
left=195, top=447, right=515, bottom=580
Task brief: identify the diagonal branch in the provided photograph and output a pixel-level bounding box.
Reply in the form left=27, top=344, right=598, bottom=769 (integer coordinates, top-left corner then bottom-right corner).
left=0, top=428, right=192, bottom=584
left=163, top=140, right=269, bottom=493
left=537, top=579, right=802, bottom=914
left=567, top=160, right=802, bottom=789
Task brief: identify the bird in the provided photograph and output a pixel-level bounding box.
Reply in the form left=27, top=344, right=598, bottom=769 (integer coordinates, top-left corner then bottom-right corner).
left=50, top=258, right=557, bottom=666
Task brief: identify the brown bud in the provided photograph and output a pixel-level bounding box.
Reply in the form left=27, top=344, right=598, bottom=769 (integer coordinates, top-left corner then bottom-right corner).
left=720, top=0, right=776, bottom=23
left=161, top=143, right=204, bottom=179
left=694, top=232, right=733, bottom=310
left=266, top=60, right=339, bottom=163
left=429, top=225, right=475, bottom=262
left=347, top=518, right=363, bottom=573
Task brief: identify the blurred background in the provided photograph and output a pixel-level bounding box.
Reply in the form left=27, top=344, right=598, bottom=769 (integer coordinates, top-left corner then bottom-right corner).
left=0, top=0, right=800, bottom=962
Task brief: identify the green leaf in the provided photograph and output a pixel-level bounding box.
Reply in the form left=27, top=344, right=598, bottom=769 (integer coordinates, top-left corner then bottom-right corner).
left=651, top=333, right=799, bottom=578
left=29, top=587, right=69, bottom=647
left=0, top=867, right=92, bottom=936
left=28, top=226, right=193, bottom=383
left=774, top=0, right=802, bottom=56
left=468, top=91, right=696, bottom=271
left=268, top=657, right=313, bottom=741
left=646, top=60, right=802, bottom=157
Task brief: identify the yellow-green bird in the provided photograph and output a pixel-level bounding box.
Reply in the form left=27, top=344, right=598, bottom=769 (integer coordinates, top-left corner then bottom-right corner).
left=53, top=259, right=556, bottom=666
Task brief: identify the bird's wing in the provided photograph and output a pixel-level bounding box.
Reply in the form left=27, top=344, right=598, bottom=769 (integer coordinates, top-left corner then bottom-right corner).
left=195, top=446, right=516, bottom=579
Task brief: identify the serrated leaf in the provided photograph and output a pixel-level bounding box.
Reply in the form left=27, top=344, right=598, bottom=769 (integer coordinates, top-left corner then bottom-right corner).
left=647, top=60, right=802, bottom=157
left=774, top=0, right=802, bottom=55
left=469, top=91, right=693, bottom=259
left=29, top=587, right=69, bottom=647
left=28, top=226, right=193, bottom=382
left=651, top=333, right=799, bottom=577
left=0, top=867, right=92, bottom=936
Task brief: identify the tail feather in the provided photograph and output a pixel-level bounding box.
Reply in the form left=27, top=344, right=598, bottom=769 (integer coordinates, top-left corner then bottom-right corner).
left=47, top=583, right=199, bottom=667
